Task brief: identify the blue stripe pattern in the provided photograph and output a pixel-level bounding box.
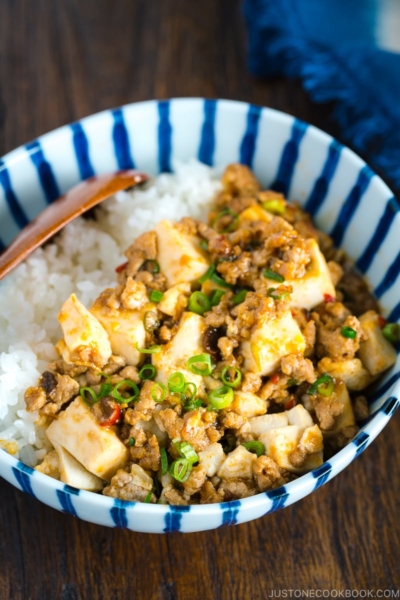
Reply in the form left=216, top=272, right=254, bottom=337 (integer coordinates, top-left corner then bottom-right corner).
left=164, top=505, right=190, bottom=532
left=330, top=165, right=373, bottom=246
left=382, top=396, right=399, bottom=417
left=12, top=463, right=35, bottom=496
left=239, top=104, right=262, bottom=168
left=356, top=197, right=398, bottom=273
left=0, top=160, right=29, bottom=228
left=388, top=301, right=400, bottom=323
left=158, top=101, right=172, bottom=173
left=110, top=499, right=132, bottom=528
left=221, top=500, right=241, bottom=526
left=56, top=490, right=78, bottom=517
left=312, top=462, right=332, bottom=489
left=374, top=250, right=400, bottom=298
left=272, top=119, right=308, bottom=196
left=266, top=486, right=289, bottom=512
left=112, top=109, right=135, bottom=170
left=0, top=237, right=5, bottom=252
left=305, top=140, right=342, bottom=215
left=198, top=99, right=217, bottom=166
left=353, top=432, right=370, bottom=457
left=25, top=140, right=60, bottom=204
left=368, top=372, right=400, bottom=403
left=71, top=123, right=95, bottom=180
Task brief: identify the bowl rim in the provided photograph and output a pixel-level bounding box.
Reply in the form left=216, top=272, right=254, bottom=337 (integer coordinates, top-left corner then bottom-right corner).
left=0, top=97, right=399, bottom=525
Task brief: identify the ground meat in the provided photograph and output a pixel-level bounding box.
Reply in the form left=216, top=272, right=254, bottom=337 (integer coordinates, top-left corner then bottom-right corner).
left=252, top=456, right=286, bottom=491
left=327, top=261, right=344, bottom=286
left=338, top=268, right=379, bottom=316
left=217, top=336, right=238, bottom=362
left=102, top=355, right=127, bottom=375
left=208, top=234, right=234, bottom=259
left=157, top=408, right=184, bottom=440
left=86, top=370, right=102, bottom=385
left=281, top=354, right=316, bottom=384
left=40, top=374, right=79, bottom=416
left=124, top=380, right=157, bottom=425
left=40, top=371, right=58, bottom=397
left=353, top=395, right=370, bottom=422
left=313, top=395, right=344, bottom=431
left=103, top=469, right=156, bottom=503
left=241, top=372, right=262, bottom=394
left=120, top=277, right=148, bottom=310
left=199, top=481, right=225, bottom=504
left=182, top=465, right=207, bottom=496
left=230, top=292, right=275, bottom=340
left=24, top=386, right=47, bottom=412
left=47, top=360, right=87, bottom=378
left=126, top=231, right=157, bottom=262
left=325, top=425, right=359, bottom=455
left=119, top=365, right=140, bottom=384
left=163, top=486, right=188, bottom=506
left=159, top=325, right=173, bottom=342
left=316, top=313, right=366, bottom=361
left=216, top=252, right=257, bottom=286
left=130, top=433, right=160, bottom=471
left=218, top=479, right=257, bottom=500
left=220, top=411, right=245, bottom=430
left=177, top=216, right=199, bottom=236
left=205, top=293, right=232, bottom=328
left=221, top=163, right=260, bottom=197
left=259, top=373, right=290, bottom=403
left=181, top=408, right=221, bottom=452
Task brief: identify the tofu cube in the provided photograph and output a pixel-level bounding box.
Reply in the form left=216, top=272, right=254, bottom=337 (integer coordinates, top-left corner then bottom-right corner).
left=57, top=294, right=112, bottom=369
left=230, top=391, right=268, bottom=418
left=198, top=443, right=226, bottom=477
left=298, top=424, right=324, bottom=455
left=241, top=309, right=305, bottom=377
left=248, top=413, right=289, bottom=436
left=260, top=425, right=323, bottom=473
left=286, top=404, right=314, bottom=429
left=217, top=445, right=256, bottom=480
left=52, top=441, right=103, bottom=492
left=358, top=311, right=397, bottom=376
left=157, top=282, right=191, bottom=318
left=322, top=380, right=356, bottom=436
left=152, top=312, right=207, bottom=396
left=91, top=289, right=153, bottom=366
left=46, top=397, right=129, bottom=481
left=130, top=464, right=154, bottom=491
left=318, top=357, right=373, bottom=391
left=155, top=220, right=210, bottom=287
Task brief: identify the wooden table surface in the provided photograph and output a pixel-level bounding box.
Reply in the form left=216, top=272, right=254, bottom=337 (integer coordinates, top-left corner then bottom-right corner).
left=0, top=2, right=399, bottom=598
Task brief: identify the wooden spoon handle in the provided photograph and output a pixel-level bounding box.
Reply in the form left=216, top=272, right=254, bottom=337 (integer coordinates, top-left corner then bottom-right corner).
left=0, top=170, right=148, bottom=281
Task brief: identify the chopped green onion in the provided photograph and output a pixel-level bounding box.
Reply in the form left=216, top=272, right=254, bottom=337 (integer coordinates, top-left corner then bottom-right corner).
left=168, top=372, right=186, bottom=393
left=173, top=439, right=199, bottom=464
left=128, top=437, right=135, bottom=446
left=267, top=287, right=290, bottom=301
left=232, top=289, right=248, bottom=306
left=98, top=382, right=113, bottom=398
left=151, top=382, right=167, bottom=403
left=340, top=326, right=357, bottom=340
left=188, top=291, right=211, bottom=316
left=144, top=491, right=152, bottom=503
left=264, top=268, right=285, bottom=283
left=211, top=272, right=234, bottom=289
left=221, top=366, right=242, bottom=388
left=198, top=263, right=216, bottom=284
left=262, top=199, right=286, bottom=215
left=149, top=290, right=164, bottom=303
left=80, top=387, right=98, bottom=406
left=184, top=398, right=203, bottom=411
left=139, top=364, right=157, bottom=380
left=209, top=289, right=225, bottom=307
left=307, top=374, right=334, bottom=397
left=160, top=447, right=168, bottom=475
left=187, top=353, right=213, bottom=376
left=112, top=380, right=140, bottom=404
left=208, top=385, right=234, bottom=410
left=135, top=342, right=161, bottom=354
left=211, top=208, right=239, bottom=233
left=143, top=310, right=160, bottom=332
left=287, top=378, right=299, bottom=387
left=200, top=240, right=209, bottom=251
left=169, top=458, right=192, bottom=482
left=242, top=441, right=265, bottom=457
left=140, top=259, right=160, bottom=274
left=183, top=382, right=197, bottom=399
left=382, top=322, right=400, bottom=343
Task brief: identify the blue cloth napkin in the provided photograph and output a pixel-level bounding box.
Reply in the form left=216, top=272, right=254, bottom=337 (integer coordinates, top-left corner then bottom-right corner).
left=244, top=0, right=400, bottom=189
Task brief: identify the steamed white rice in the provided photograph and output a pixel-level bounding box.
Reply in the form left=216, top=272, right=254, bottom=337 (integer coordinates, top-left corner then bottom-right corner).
left=0, top=160, right=222, bottom=466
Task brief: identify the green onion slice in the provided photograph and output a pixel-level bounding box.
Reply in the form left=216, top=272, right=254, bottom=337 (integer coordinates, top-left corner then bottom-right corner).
left=264, top=268, right=285, bottom=283
left=144, top=491, right=152, bottom=503
left=187, top=353, right=213, bottom=376
left=80, top=387, right=99, bottom=406
left=307, top=374, right=334, bottom=397
left=144, top=310, right=160, bottom=333
left=184, top=398, right=203, bottom=411
left=140, top=259, right=160, bottom=274
left=262, top=199, right=286, bottom=215
left=135, top=342, right=161, bottom=354
left=211, top=272, right=234, bottom=289
left=200, top=240, right=209, bottom=251
left=340, top=326, right=357, bottom=340
left=211, top=208, right=239, bottom=233
left=208, top=385, right=234, bottom=409
left=151, top=382, right=167, bottom=403
left=160, top=447, right=168, bottom=475
left=287, top=378, right=299, bottom=387
left=267, top=287, right=290, bottom=301
left=139, top=364, right=157, bottom=380
left=382, top=322, right=400, bottom=343
left=149, top=290, right=164, bottom=303
left=98, top=382, right=113, bottom=398
left=221, top=366, right=242, bottom=388
left=169, top=458, right=192, bottom=482
left=209, top=289, right=225, bottom=307
left=242, top=441, right=265, bottom=457
left=198, top=263, right=216, bottom=284
left=112, top=380, right=140, bottom=404
left=183, top=382, right=197, bottom=399
left=168, top=372, right=186, bottom=393
left=232, top=289, right=248, bottom=306
left=188, top=291, right=211, bottom=316
left=173, top=439, right=199, bottom=464
left=128, top=437, right=135, bottom=447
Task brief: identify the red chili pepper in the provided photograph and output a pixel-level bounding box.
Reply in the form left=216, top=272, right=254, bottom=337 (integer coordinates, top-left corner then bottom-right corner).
left=324, top=293, right=335, bottom=303
left=100, top=403, right=121, bottom=428
left=270, top=373, right=280, bottom=384
left=284, top=398, right=295, bottom=410
left=378, top=315, right=387, bottom=328
left=115, top=261, right=128, bottom=274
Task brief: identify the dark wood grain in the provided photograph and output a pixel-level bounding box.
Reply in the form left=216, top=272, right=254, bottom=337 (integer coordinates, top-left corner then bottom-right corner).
left=0, top=1, right=399, bottom=599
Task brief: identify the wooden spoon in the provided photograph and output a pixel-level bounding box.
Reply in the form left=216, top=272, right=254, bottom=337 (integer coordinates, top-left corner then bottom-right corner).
left=0, top=169, right=149, bottom=281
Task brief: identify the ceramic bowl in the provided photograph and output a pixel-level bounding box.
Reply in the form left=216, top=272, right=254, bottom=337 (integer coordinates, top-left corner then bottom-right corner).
left=0, top=98, right=398, bottom=533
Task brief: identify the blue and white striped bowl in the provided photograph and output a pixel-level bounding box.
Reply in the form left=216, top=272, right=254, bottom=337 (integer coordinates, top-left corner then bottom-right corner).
left=0, top=98, right=398, bottom=533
